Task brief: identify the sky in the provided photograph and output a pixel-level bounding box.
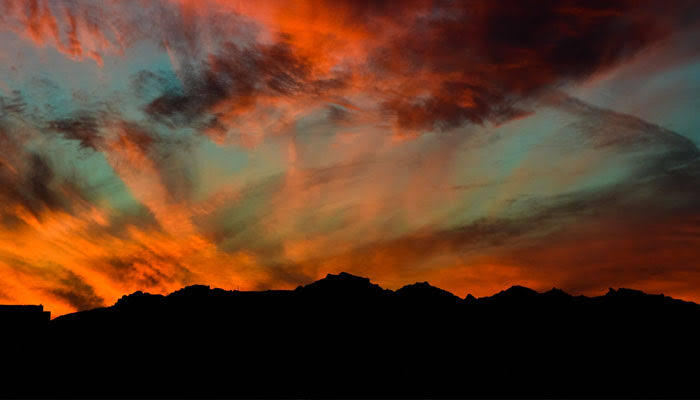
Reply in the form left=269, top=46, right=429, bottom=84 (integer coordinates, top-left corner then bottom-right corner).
left=0, top=0, right=699, bottom=316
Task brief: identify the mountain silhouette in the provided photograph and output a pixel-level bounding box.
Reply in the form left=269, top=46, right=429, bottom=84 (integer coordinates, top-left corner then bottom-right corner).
left=2, top=272, right=700, bottom=398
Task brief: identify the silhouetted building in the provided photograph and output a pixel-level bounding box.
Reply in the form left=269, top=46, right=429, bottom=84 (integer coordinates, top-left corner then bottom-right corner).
left=0, top=304, right=51, bottom=329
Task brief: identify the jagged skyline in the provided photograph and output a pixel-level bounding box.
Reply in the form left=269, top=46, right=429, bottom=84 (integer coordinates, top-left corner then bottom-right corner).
left=50, top=272, right=699, bottom=319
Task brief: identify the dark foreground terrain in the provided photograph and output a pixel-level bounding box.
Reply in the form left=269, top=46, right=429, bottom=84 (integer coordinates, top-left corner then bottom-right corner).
left=2, top=272, right=700, bottom=398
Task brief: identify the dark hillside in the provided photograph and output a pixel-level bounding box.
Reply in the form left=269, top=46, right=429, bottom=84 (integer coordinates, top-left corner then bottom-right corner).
left=2, top=273, right=700, bottom=398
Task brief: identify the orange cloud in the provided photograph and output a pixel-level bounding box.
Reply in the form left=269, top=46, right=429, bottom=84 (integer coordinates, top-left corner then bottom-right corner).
left=0, top=0, right=123, bottom=66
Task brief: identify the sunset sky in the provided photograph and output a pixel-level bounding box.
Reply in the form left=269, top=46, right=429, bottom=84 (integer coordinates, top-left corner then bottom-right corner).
left=1, top=0, right=699, bottom=316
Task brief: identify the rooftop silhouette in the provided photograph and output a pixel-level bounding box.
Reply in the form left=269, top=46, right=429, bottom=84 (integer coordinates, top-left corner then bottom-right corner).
left=0, top=304, right=50, bottom=330
left=2, top=272, right=700, bottom=398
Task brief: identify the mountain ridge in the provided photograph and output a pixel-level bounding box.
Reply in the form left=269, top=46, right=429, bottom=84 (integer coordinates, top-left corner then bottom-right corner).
left=51, top=271, right=700, bottom=322
left=4, top=271, right=700, bottom=398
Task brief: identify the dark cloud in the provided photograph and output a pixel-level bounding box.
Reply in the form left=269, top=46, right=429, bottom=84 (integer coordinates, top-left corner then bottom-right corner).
left=0, top=212, right=27, bottom=231
left=382, top=82, right=531, bottom=131
left=0, top=118, right=94, bottom=221
left=113, top=121, right=202, bottom=205
left=0, top=91, right=26, bottom=116
left=372, top=0, right=700, bottom=132
left=98, top=253, right=194, bottom=290
left=2, top=256, right=105, bottom=311
left=47, top=270, right=105, bottom=311
left=145, top=39, right=311, bottom=128
left=551, top=92, right=700, bottom=156
left=26, top=154, right=61, bottom=211
left=327, top=104, right=352, bottom=122
left=0, top=150, right=61, bottom=219
left=143, top=34, right=351, bottom=134
left=48, top=115, right=101, bottom=150
left=252, top=263, right=316, bottom=291
left=114, top=122, right=157, bottom=153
